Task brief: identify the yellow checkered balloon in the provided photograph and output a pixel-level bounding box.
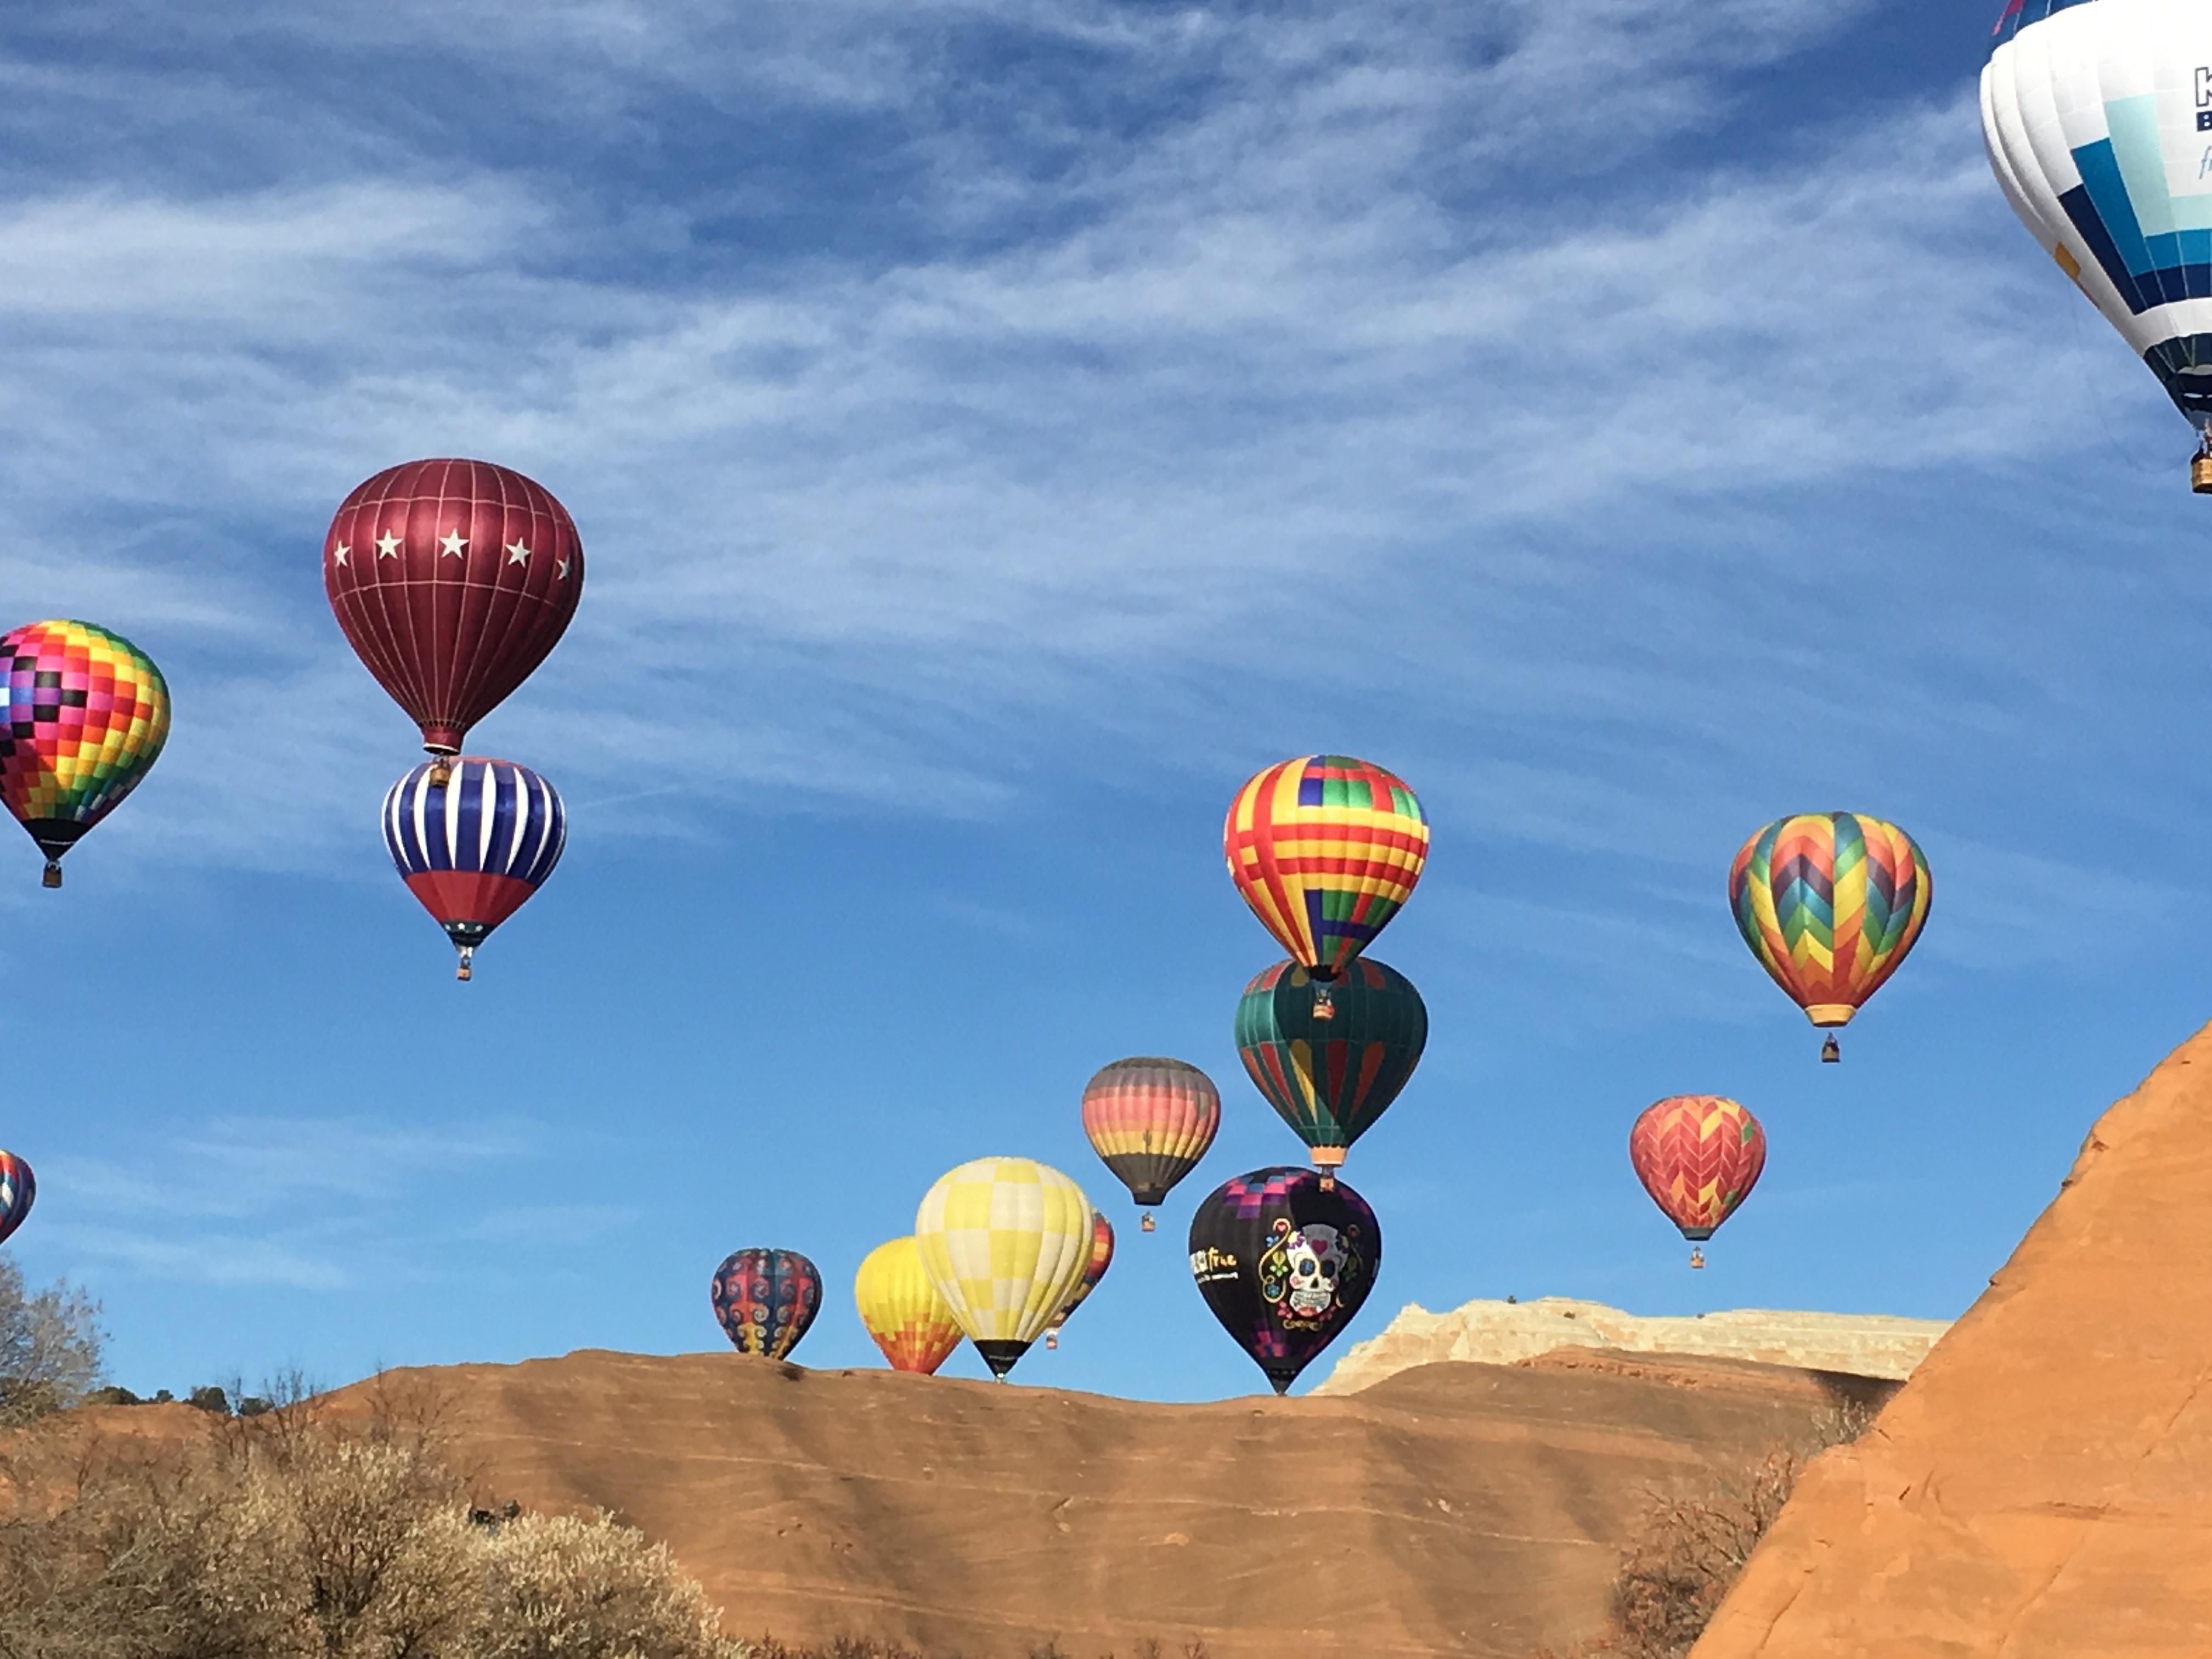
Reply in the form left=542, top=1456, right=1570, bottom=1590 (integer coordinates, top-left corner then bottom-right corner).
left=914, top=1157, right=1096, bottom=1379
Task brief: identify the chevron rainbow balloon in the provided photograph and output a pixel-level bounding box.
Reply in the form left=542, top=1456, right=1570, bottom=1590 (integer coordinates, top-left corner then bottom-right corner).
left=1224, top=755, right=1427, bottom=977
left=1628, top=1096, right=1765, bottom=1249
left=1730, top=811, right=1931, bottom=1055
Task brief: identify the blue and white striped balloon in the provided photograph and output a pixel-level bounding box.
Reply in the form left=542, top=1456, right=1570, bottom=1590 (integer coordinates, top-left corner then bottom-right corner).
left=382, top=758, right=565, bottom=979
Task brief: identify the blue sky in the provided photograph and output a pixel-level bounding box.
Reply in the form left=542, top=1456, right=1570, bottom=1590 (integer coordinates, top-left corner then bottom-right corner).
left=0, top=0, right=2199, bottom=1402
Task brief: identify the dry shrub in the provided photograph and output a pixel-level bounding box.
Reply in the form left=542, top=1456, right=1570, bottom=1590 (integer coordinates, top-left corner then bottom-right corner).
left=0, top=1389, right=747, bottom=1659
left=1530, top=1393, right=1881, bottom=1659
left=0, top=1260, right=105, bottom=1429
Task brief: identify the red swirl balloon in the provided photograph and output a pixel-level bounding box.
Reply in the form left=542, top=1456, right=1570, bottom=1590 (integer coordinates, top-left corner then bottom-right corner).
left=323, top=459, right=583, bottom=754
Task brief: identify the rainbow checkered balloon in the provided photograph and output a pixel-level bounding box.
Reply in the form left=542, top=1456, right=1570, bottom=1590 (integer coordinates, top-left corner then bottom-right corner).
left=1224, top=755, right=1428, bottom=976
left=0, top=620, right=171, bottom=886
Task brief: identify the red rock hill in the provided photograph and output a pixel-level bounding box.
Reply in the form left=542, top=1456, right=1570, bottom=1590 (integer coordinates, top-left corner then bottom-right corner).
left=324, top=1345, right=1888, bottom=1658
left=1693, top=1020, right=2212, bottom=1658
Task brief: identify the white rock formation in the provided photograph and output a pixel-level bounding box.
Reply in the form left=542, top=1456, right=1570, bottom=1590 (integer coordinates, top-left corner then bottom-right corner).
left=1311, top=1296, right=1951, bottom=1395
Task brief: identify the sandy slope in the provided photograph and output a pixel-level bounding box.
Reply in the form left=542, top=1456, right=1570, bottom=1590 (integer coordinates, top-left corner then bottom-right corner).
left=315, top=1345, right=1892, bottom=1658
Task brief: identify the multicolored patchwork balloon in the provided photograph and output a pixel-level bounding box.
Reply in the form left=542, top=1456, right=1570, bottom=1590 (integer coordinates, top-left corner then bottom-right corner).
left=1730, top=812, right=1931, bottom=1062
left=1080, top=1057, right=1220, bottom=1228
left=914, top=1157, right=1095, bottom=1380
left=712, top=1248, right=823, bottom=1361
left=0, top=620, right=170, bottom=888
left=853, top=1237, right=964, bottom=1375
left=0, top=1152, right=35, bottom=1248
left=1189, top=1167, right=1380, bottom=1395
left=1236, top=957, right=1426, bottom=1177
left=1224, top=755, right=1427, bottom=977
left=382, top=758, right=565, bottom=980
left=1628, top=1096, right=1766, bottom=1267
left=324, top=459, right=583, bottom=754
left=1045, top=1210, right=1114, bottom=1350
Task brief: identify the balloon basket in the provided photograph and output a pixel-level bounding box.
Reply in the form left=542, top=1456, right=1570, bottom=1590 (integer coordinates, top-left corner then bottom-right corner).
left=1820, top=1035, right=1840, bottom=1064
left=1689, top=1247, right=1706, bottom=1270
left=2193, top=453, right=2212, bottom=494
left=1311, top=1147, right=1345, bottom=1190
left=39, top=861, right=59, bottom=889
left=427, top=759, right=454, bottom=788
left=1311, top=983, right=1336, bottom=1020
left=1139, top=1213, right=1156, bottom=1233
left=1044, top=1333, right=1059, bottom=1350
left=455, top=947, right=475, bottom=983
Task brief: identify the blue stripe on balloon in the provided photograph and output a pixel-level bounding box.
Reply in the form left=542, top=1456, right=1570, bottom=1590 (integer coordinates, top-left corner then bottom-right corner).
left=380, top=760, right=566, bottom=887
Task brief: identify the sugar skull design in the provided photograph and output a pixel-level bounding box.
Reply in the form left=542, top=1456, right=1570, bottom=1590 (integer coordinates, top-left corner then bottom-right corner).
left=1256, top=1217, right=1363, bottom=1328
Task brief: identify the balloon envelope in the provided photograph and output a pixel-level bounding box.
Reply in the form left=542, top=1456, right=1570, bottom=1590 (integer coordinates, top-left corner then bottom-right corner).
left=0, top=620, right=170, bottom=885
left=1985, top=1, right=2212, bottom=441
left=1048, top=1211, right=1115, bottom=1337
left=1235, top=957, right=1426, bottom=1170
left=1729, top=812, right=1930, bottom=1036
left=383, top=758, right=566, bottom=978
left=711, top=1248, right=823, bottom=1360
left=853, top=1237, right=964, bottom=1375
left=1188, top=1167, right=1380, bottom=1395
left=0, top=1152, right=34, bottom=1248
left=915, top=1157, right=1095, bottom=1379
left=1224, top=755, right=1427, bottom=976
left=324, top=459, right=583, bottom=754
left=1081, top=1058, right=1220, bottom=1208
left=1628, top=1096, right=1766, bottom=1243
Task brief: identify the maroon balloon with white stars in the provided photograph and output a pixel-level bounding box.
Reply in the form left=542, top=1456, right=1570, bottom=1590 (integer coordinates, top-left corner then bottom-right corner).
left=324, top=459, right=583, bottom=754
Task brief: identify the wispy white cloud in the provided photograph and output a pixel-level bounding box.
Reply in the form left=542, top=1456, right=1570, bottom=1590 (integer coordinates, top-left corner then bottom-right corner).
left=0, top=0, right=2137, bottom=893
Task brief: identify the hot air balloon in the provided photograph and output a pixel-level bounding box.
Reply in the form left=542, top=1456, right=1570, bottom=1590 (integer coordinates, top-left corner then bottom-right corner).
left=1236, top=957, right=1426, bottom=1182
left=711, top=1248, right=823, bottom=1360
left=1189, top=1167, right=1379, bottom=1395
left=1730, top=812, right=1931, bottom=1062
left=0, top=1152, right=35, bottom=1248
left=324, top=459, right=583, bottom=754
left=1081, top=1058, right=1220, bottom=1232
left=854, top=1237, right=964, bottom=1375
left=1985, top=1, right=2212, bottom=489
left=1224, top=755, right=1427, bottom=978
left=382, top=758, right=565, bottom=980
left=1628, top=1096, right=1767, bottom=1269
left=1045, top=1211, right=1114, bottom=1350
left=914, top=1157, right=1095, bottom=1379
left=0, top=620, right=170, bottom=888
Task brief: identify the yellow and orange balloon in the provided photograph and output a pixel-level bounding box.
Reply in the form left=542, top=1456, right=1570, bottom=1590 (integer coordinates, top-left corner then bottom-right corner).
left=853, top=1237, right=962, bottom=1375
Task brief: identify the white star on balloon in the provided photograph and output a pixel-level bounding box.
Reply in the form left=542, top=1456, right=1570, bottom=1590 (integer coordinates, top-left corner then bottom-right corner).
left=556, top=555, right=571, bottom=579
left=440, top=529, right=467, bottom=557
left=376, top=532, right=403, bottom=558
left=505, top=540, right=531, bottom=565
left=331, top=543, right=350, bottom=567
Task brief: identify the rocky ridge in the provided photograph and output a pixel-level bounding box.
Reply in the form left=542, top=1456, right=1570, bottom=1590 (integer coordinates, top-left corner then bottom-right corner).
left=1312, top=1296, right=1950, bottom=1395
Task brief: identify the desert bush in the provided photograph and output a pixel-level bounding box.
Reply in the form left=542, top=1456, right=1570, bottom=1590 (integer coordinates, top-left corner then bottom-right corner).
left=1528, top=1395, right=1882, bottom=1659
left=0, top=1259, right=105, bottom=1427
left=0, top=1390, right=749, bottom=1659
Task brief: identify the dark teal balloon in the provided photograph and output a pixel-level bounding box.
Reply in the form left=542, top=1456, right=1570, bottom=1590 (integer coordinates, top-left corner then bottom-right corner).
left=1235, top=956, right=1426, bottom=1163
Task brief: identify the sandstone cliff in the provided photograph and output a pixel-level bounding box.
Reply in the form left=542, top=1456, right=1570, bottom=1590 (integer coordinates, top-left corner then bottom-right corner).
left=1691, top=1019, right=2212, bottom=1658
left=1312, top=1297, right=1949, bottom=1394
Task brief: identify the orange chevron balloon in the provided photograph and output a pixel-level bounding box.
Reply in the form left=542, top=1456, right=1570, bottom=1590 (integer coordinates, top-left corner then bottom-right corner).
left=1628, top=1096, right=1765, bottom=1246
left=1223, top=755, right=1427, bottom=976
